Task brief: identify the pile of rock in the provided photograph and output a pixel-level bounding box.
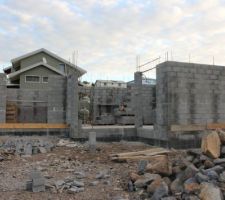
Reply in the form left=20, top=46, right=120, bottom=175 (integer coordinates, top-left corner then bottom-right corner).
left=52, top=178, right=85, bottom=194
left=0, top=138, right=55, bottom=156
left=126, top=130, right=225, bottom=200
left=44, top=170, right=111, bottom=194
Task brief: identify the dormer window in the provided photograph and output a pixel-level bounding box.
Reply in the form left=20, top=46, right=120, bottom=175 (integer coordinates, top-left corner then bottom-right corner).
left=59, top=63, right=65, bottom=73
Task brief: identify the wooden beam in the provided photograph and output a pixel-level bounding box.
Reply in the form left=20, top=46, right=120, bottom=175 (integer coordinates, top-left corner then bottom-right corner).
left=171, top=122, right=225, bottom=132
left=170, top=124, right=205, bottom=132
left=110, top=148, right=167, bottom=157
left=0, top=123, right=69, bottom=129
left=207, top=123, right=225, bottom=130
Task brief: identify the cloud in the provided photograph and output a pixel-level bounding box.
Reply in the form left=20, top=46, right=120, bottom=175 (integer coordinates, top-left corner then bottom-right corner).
left=0, top=0, right=225, bottom=82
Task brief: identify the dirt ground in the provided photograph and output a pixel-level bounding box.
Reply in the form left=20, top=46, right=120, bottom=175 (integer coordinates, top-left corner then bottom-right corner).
left=0, top=138, right=151, bottom=200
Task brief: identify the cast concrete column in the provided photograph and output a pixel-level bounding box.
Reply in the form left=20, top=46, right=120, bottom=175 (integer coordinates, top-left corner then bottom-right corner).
left=134, top=72, right=143, bottom=128
left=0, top=74, right=6, bottom=123
left=66, top=73, right=79, bottom=138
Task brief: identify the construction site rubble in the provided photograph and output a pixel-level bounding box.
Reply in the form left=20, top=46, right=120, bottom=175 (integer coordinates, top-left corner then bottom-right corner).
left=42, top=170, right=111, bottom=194
left=0, top=138, right=86, bottom=160
left=1, top=140, right=151, bottom=199
left=56, top=139, right=84, bottom=148
left=112, top=130, right=225, bottom=200
left=0, top=137, right=56, bottom=156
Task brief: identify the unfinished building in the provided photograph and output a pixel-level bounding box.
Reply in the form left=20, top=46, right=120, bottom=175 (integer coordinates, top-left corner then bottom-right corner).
left=78, top=79, right=156, bottom=125
left=134, top=61, right=225, bottom=148
left=2, top=49, right=225, bottom=149
left=0, top=49, right=86, bottom=138
left=80, top=61, right=225, bottom=148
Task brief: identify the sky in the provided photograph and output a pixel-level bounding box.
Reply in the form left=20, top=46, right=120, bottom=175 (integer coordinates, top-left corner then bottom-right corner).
left=1, top=0, right=225, bottom=82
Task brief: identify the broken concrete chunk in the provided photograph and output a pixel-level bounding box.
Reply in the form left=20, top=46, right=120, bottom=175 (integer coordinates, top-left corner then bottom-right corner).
left=182, top=194, right=200, bottom=200
left=55, top=180, right=65, bottom=189
left=205, top=165, right=224, bottom=174
left=182, top=164, right=199, bottom=181
left=151, top=181, right=168, bottom=200
left=134, top=178, right=151, bottom=188
left=95, top=171, right=110, bottom=179
left=144, top=173, right=161, bottom=181
left=205, top=170, right=219, bottom=181
left=89, top=181, right=99, bottom=186
left=161, top=197, right=177, bottom=200
left=68, top=186, right=84, bottom=193
left=72, top=180, right=84, bottom=187
left=74, top=171, right=86, bottom=179
left=204, top=159, right=215, bottom=169
left=201, top=131, right=221, bottom=159
left=38, top=147, right=47, bottom=154
left=147, top=177, right=163, bottom=194
left=195, top=172, right=209, bottom=183
left=170, top=178, right=183, bottom=195
left=184, top=178, right=200, bottom=194
left=134, top=173, right=161, bottom=188
left=145, top=155, right=172, bottom=175
left=219, top=172, right=225, bottom=182
left=130, top=172, right=141, bottom=182
left=214, top=158, right=225, bottom=165
left=199, top=182, right=224, bottom=200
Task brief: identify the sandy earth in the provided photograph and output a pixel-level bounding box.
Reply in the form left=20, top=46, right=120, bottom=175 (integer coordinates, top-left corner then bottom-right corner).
left=0, top=138, right=151, bottom=200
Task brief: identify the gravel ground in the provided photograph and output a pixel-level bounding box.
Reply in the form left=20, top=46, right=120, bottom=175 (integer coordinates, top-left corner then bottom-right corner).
left=0, top=138, right=151, bottom=200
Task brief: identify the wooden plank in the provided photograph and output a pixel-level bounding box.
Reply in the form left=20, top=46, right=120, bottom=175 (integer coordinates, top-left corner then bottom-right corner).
left=6, top=102, right=17, bottom=123
left=110, top=148, right=166, bottom=157
left=111, top=155, right=160, bottom=161
left=171, top=122, right=225, bottom=132
left=170, top=124, right=205, bottom=132
left=0, top=123, right=69, bottom=129
left=111, top=151, right=171, bottom=161
left=207, top=123, right=225, bottom=129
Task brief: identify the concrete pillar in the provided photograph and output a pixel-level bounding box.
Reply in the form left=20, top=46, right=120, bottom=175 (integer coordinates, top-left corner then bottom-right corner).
left=134, top=72, right=143, bottom=128
left=89, top=131, right=96, bottom=153
left=66, top=73, right=79, bottom=138
left=0, top=74, right=6, bottom=123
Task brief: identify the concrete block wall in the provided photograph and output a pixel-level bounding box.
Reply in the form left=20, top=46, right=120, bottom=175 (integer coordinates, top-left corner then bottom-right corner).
left=7, top=89, right=49, bottom=123
left=0, top=74, right=6, bottom=122
left=137, top=84, right=156, bottom=125
left=156, top=61, right=225, bottom=143
left=78, top=86, right=93, bottom=97
left=47, top=76, right=66, bottom=123
left=79, top=80, right=156, bottom=125
left=92, top=87, right=130, bottom=125
left=4, top=75, right=69, bottom=124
